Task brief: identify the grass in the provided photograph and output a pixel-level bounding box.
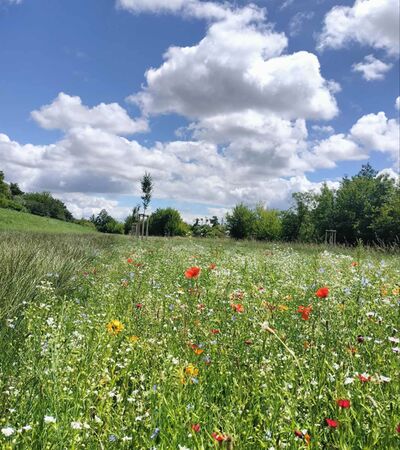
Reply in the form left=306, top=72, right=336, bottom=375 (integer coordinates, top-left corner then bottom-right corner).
left=0, top=235, right=399, bottom=449
left=0, top=208, right=96, bottom=233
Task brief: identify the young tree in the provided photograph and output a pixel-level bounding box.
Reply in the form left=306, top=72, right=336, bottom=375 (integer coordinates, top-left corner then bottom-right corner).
left=140, top=172, right=153, bottom=213
left=226, top=204, right=256, bottom=239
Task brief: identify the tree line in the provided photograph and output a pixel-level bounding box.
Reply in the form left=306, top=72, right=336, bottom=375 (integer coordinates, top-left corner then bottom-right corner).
left=1, top=164, right=399, bottom=245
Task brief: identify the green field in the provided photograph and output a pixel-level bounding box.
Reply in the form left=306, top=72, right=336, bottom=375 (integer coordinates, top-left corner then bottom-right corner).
left=1, top=234, right=399, bottom=449
left=0, top=208, right=96, bottom=233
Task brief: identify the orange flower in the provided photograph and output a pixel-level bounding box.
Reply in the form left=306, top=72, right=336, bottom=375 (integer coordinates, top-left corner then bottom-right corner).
left=194, top=348, right=204, bottom=355
left=106, top=320, right=124, bottom=335
left=185, top=266, right=201, bottom=279
left=231, top=303, right=244, bottom=313
left=127, top=258, right=133, bottom=263
left=297, top=305, right=312, bottom=320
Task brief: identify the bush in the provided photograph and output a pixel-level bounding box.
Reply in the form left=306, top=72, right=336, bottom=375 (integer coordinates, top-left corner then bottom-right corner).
left=149, top=208, right=187, bottom=236
left=226, top=204, right=256, bottom=239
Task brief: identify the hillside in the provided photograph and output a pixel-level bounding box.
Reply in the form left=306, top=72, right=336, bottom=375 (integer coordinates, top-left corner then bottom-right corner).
left=0, top=208, right=96, bottom=233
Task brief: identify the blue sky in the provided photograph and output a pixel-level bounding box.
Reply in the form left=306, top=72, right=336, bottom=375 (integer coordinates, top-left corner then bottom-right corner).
left=0, top=0, right=399, bottom=221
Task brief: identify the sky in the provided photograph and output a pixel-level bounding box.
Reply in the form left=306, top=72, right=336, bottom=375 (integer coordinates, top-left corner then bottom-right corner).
left=0, top=0, right=399, bottom=222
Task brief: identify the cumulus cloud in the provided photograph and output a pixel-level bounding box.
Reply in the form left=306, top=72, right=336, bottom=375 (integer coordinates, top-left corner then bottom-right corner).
left=318, top=0, right=399, bottom=56
left=31, top=93, right=148, bottom=135
left=350, top=112, right=400, bottom=161
left=396, top=96, right=400, bottom=110
left=128, top=6, right=338, bottom=121
left=352, top=55, right=393, bottom=80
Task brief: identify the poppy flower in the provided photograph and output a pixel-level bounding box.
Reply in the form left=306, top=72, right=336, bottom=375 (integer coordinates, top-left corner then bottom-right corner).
left=194, top=348, right=204, bottom=355
left=316, top=287, right=329, bottom=298
left=211, top=329, right=220, bottom=334
left=231, top=303, right=244, bottom=313
left=396, top=423, right=400, bottom=433
left=351, top=261, right=358, bottom=267
left=211, top=432, right=228, bottom=442
left=208, top=263, right=217, bottom=270
left=326, top=418, right=339, bottom=428
left=336, top=399, right=351, bottom=409
left=127, top=258, right=133, bottom=264
left=294, top=430, right=303, bottom=439
left=298, top=305, right=312, bottom=320
left=185, top=267, right=201, bottom=279
left=191, top=424, right=201, bottom=433
left=136, top=303, right=143, bottom=309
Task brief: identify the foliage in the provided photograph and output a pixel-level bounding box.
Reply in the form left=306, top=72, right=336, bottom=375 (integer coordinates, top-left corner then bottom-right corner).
left=253, top=205, right=282, bottom=241
left=124, top=205, right=140, bottom=235
left=23, top=192, right=74, bottom=221
left=226, top=203, right=256, bottom=239
left=149, top=207, right=187, bottom=236
left=92, top=209, right=124, bottom=234
left=140, top=172, right=153, bottom=213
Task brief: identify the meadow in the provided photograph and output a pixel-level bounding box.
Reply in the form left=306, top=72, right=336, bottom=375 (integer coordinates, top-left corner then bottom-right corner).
left=0, top=233, right=399, bottom=449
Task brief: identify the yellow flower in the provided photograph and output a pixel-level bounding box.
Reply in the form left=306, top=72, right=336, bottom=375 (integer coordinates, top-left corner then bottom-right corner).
left=129, top=335, right=139, bottom=344
left=185, top=364, right=199, bottom=377
left=278, top=304, right=289, bottom=311
left=106, top=320, right=124, bottom=335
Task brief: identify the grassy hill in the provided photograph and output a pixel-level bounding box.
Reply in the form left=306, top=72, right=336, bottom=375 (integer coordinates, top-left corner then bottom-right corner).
left=0, top=208, right=96, bottom=233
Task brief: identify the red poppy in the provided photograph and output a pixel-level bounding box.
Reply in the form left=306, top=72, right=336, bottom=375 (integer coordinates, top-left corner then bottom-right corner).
left=297, top=305, right=312, bottom=320
left=357, top=373, right=371, bottom=383
left=396, top=423, right=400, bottom=433
left=336, top=399, right=351, bottom=409
left=326, top=418, right=339, bottom=428
left=127, top=258, right=133, bottom=264
left=211, top=329, right=220, bottom=334
left=208, top=263, right=217, bottom=270
left=191, top=423, right=201, bottom=433
left=231, top=303, right=244, bottom=313
left=136, top=303, right=143, bottom=309
left=316, top=287, right=329, bottom=298
left=294, top=430, right=303, bottom=439
left=211, top=432, right=228, bottom=442
left=351, top=262, right=358, bottom=267
left=185, top=266, right=201, bottom=279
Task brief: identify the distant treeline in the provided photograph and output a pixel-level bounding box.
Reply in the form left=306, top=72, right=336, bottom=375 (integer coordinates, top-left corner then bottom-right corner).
left=1, top=164, right=399, bottom=245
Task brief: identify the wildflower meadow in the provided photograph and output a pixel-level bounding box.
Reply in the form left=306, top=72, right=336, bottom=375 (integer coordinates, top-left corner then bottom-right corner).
left=1, top=235, right=399, bottom=449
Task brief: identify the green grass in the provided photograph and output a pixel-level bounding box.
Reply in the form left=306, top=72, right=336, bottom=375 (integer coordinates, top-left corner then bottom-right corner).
left=0, top=208, right=96, bottom=233
left=1, top=236, right=399, bottom=449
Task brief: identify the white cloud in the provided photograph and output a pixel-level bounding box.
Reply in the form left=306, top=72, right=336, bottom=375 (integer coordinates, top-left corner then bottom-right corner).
left=116, top=0, right=230, bottom=20
left=128, top=6, right=338, bottom=122
left=311, top=125, right=335, bottom=135
left=289, top=12, right=314, bottom=37
left=31, top=93, right=148, bottom=135
left=0, top=0, right=22, bottom=4
left=350, top=112, right=400, bottom=161
left=318, top=0, right=400, bottom=56
left=307, top=134, right=367, bottom=169
left=377, top=168, right=399, bottom=180
left=352, top=55, right=393, bottom=80
left=396, top=96, right=400, bottom=110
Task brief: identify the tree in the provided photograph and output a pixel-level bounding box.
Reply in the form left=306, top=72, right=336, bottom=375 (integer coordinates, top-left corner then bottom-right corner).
left=312, top=183, right=335, bottom=242
left=10, top=183, right=24, bottom=197
left=0, top=171, right=11, bottom=199
left=141, top=172, right=153, bottom=213
left=254, top=205, right=282, bottom=241
left=149, top=208, right=187, bottom=236
left=93, top=209, right=123, bottom=234
left=23, top=192, right=73, bottom=221
left=226, top=204, right=256, bottom=239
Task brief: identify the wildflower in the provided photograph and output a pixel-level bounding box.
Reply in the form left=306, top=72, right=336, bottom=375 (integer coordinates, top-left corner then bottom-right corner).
left=278, top=304, right=289, bottom=311
left=185, top=267, right=201, bottom=279
left=261, top=321, right=274, bottom=333
left=297, top=305, right=312, bottom=320
left=21, top=425, right=32, bottom=431
left=351, top=262, right=358, bottom=267
left=194, top=348, right=204, bottom=355
left=191, top=423, right=201, bottom=433
left=389, top=337, right=399, bottom=344
left=71, top=421, right=83, bottom=430
left=129, top=335, right=139, bottom=344
left=357, top=373, right=371, bottom=383
left=316, top=287, right=329, bottom=298
left=208, top=263, right=217, bottom=270
left=231, top=303, right=244, bottom=313
left=1, top=427, right=15, bottom=437
left=106, top=320, right=124, bottom=335
left=326, top=418, right=339, bottom=428
left=212, top=432, right=229, bottom=442
left=185, top=364, right=199, bottom=377
left=127, top=258, right=133, bottom=263
left=136, top=303, right=143, bottom=309
left=336, top=399, right=351, bottom=408
left=397, top=423, right=400, bottom=433
left=357, top=335, right=365, bottom=343
left=150, top=428, right=160, bottom=439
left=44, top=415, right=57, bottom=423
left=211, top=329, right=220, bottom=334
